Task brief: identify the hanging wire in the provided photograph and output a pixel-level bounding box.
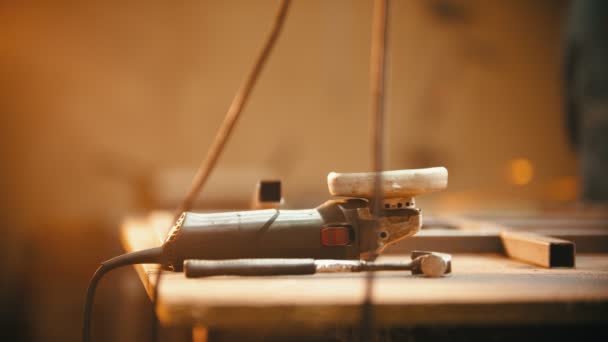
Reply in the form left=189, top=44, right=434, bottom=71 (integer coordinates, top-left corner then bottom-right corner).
left=175, top=0, right=292, bottom=217
left=152, top=1, right=292, bottom=340
left=361, top=0, right=390, bottom=340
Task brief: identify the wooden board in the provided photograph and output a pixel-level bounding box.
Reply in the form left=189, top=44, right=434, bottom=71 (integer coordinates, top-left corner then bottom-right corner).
left=389, top=214, right=608, bottom=253
left=120, top=213, right=608, bottom=329
left=500, top=231, right=575, bottom=267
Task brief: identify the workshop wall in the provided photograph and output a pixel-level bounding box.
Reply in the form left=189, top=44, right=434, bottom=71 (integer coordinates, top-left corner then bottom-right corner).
left=0, top=0, right=573, bottom=341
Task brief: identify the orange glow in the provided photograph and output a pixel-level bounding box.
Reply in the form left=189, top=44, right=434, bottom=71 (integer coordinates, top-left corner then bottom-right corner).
left=508, top=158, right=534, bottom=185
left=546, top=176, right=579, bottom=201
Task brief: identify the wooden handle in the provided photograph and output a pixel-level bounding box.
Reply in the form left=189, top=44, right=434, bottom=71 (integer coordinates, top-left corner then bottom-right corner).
left=327, top=167, right=448, bottom=199
left=184, top=258, right=317, bottom=278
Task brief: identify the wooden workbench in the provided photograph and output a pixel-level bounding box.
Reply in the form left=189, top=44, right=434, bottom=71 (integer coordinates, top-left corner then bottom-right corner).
left=120, top=212, right=608, bottom=331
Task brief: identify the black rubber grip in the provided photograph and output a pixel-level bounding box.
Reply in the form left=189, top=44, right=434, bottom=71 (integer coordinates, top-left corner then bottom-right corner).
left=184, top=258, right=317, bottom=278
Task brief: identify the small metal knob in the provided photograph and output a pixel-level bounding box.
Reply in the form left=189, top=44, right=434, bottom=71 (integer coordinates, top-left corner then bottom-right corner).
left=419, top=254, right=448, bottom=278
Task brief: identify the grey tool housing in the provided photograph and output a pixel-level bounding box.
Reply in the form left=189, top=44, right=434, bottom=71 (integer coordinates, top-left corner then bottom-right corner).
left=162, top=167, right=448, bottom=271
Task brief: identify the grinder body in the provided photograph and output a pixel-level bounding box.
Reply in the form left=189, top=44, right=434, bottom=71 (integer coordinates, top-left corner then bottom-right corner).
left=162, top=167, right=447, bottom=271
left=162, top=198, right=419, bottom=271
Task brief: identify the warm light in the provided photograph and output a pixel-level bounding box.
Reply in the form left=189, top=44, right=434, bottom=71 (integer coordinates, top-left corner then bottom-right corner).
left=546, top=176, right=578, bottom=201
left=508, top=158, right=534, bottom=185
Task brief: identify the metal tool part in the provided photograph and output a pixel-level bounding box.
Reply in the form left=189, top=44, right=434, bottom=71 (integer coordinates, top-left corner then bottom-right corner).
left=184, top=251, right=452, bottom=278
left=162, top=167, right=448, bottom=271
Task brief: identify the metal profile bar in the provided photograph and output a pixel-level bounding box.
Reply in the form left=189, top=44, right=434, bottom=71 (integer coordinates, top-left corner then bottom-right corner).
left=385, top=228, right=608, bottom=254
left=500, top=231, right=575, bottom=268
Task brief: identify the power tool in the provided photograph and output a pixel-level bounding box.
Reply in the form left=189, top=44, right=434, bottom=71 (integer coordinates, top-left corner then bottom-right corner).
left=83, top=166, right=448, bottom=341
left=163, top=167, right=448, bottom=270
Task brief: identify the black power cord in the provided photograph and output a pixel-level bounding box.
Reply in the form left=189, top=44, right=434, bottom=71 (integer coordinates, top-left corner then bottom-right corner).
left=82, top=247, right=163, bottom=342
left=83, top=2, right=290, bottom=341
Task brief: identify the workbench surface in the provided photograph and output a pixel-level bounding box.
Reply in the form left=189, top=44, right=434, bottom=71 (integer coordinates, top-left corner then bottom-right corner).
left=121, top=213, right=608, bottom=329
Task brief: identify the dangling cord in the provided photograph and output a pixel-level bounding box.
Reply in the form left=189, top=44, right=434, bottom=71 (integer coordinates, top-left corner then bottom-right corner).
left=82, top=247, right=162, bottom=342
left=361, top=0, right=389, bottom=341
left=82, top=2, right=291, bottom=342
left=151, top=1, right=292, bottom=341
left=175, top=0, right=292, bottom=216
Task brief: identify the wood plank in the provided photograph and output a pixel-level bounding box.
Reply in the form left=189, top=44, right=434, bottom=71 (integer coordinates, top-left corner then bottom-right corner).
left=385, top=228, right=608, bottom=254
left=500, top=231, right=575, bottom=268
left=120, top=213, right=608, bottom=329
left=385, top=229, right=504, bottom=254
left=192, top=326, right=208, bottom=342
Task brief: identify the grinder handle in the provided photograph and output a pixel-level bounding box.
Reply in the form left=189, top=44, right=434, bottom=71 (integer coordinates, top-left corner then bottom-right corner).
left=184, top=258, right=316, bottom=278
left=327, top=167, right=448, bottom=199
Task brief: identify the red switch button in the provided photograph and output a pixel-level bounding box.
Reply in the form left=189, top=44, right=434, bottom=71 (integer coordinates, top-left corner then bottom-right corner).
left=321, top=226, right=352, bottom=246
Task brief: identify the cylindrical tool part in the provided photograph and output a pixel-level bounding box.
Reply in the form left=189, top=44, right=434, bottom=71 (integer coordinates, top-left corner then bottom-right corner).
left=184, top=258, right=317, bottom=278
left=359, top=261, right=412, bottom=272
left=419, top=254, right=447, bottom=277
left=314, top=260, right=361, bottom=272
left=163, top=202, right=366, bottom=271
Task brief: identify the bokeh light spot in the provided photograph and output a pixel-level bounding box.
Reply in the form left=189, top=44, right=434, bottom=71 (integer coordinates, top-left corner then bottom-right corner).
left=508, top=158, right=534, bottom=185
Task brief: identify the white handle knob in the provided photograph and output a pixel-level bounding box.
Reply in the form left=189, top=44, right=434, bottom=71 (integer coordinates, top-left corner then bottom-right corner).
left=327, top=167, right=448, bottom=199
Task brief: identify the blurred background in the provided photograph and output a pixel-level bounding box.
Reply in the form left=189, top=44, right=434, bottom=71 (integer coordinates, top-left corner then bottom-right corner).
left=1, top=0, right=601, bottom=340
